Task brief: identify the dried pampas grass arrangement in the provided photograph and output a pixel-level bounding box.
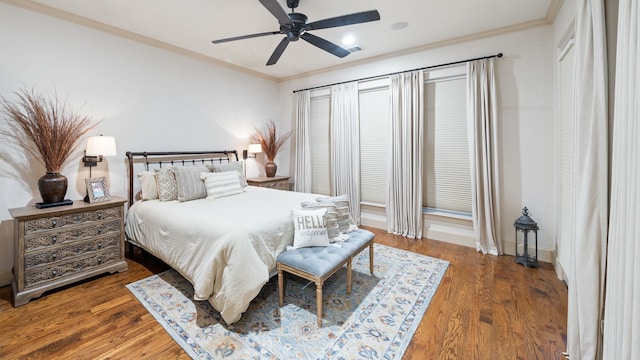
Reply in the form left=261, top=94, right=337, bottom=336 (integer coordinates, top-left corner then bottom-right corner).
left=252, top=120, right=293, bottom=162
left=1, top=88, right=97, bottom=173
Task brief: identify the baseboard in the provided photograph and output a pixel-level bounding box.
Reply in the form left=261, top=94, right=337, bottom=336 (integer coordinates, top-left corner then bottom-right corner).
left=502, top=241, right=555, bottom=264
left=553, top=250, right=569, bottom=283
left=360, top=208, right=555, bottom=264
left=423, top=223, right=476, bottom=248
left=360, top=204, right=387, bottom=230
left=0, top=268, right=12, bottom=287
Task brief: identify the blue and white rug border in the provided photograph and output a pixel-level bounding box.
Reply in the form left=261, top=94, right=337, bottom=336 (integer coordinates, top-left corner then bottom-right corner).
left=128, top=276, right=209, bottom=359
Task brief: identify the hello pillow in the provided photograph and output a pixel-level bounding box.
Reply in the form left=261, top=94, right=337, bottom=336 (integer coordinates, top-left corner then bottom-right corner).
left=291, top=208, right=330, bottom=249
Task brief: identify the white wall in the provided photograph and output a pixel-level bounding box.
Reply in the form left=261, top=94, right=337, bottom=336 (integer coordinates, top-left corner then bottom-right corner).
left=277, top=25, right=556, bottom=260
left=0, top=3, right=279, bottom=286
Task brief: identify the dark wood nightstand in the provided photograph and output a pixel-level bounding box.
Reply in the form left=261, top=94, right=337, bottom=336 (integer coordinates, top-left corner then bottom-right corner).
left=246, top=176, right=290, bottom=191
left=9, top=197, right=128, bottom=306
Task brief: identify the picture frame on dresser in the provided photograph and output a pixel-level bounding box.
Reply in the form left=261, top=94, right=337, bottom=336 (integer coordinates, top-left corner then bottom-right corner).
left=85, top=176, right=110, bottom=203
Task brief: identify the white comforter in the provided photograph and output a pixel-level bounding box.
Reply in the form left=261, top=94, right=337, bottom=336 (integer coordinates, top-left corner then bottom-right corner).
left=125, top=186, right=318, bottom=324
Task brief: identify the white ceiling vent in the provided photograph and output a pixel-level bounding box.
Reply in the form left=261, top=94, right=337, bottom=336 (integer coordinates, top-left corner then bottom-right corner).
left=347, top=45, right=364, bottom=53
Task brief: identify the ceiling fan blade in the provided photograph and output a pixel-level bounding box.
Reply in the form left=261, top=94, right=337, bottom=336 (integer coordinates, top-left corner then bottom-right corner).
left=305, top=10, right=380, bottom=31
left=259, top=0, right=292, bottom=26
left=300, top=32, right=350, bottom=58
left=266, top=37, right=290, bottom=66
left=212, top=31, right=280, bottom=44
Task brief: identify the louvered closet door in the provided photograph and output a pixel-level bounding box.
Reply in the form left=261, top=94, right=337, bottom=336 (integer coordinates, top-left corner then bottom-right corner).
left=557, top=34, right=575, bottom=280
left=422, top=76, right=471, bottom=213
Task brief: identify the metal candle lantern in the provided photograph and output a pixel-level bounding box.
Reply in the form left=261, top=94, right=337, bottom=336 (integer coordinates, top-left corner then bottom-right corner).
left=514, top=207, right=539, bottom=267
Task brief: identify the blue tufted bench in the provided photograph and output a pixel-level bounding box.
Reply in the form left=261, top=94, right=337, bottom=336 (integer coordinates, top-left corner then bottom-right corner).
left=276, top=229, right=375, bottom=327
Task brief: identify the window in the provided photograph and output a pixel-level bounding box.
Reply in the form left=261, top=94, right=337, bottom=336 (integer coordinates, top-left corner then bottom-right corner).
left=307, top=74, right=471, bottom=216
left=359, top=84, right=389, bottom=205
left=309, top=93, right=331, bottom=195
left=423, top=76, right=472, bottom=213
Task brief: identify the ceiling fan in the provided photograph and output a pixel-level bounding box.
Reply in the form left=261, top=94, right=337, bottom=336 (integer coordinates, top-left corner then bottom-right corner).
left=212, top=0, right=381, bottom=66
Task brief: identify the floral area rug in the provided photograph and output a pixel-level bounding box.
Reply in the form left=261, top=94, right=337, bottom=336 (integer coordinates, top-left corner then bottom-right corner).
left=126, top=244, right=449, bottom=359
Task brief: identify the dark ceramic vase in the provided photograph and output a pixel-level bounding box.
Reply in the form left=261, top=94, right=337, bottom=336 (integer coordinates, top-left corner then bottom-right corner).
left=265, top=161, right=277, bottom=177
left=38, top=172, right=68, bottom=203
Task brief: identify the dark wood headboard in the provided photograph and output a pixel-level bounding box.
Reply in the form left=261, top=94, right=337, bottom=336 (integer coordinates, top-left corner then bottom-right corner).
left=125, top=150, right=239, bottom=206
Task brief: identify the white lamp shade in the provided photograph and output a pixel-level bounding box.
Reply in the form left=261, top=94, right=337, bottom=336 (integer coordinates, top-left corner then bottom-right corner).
left=248, top=143, right=263, bottom=154
left=86, top=136, right=117, bottom=156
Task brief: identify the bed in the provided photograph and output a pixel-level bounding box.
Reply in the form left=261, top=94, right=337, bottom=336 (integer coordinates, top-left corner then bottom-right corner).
left=124, top=151, right=319, bottom=324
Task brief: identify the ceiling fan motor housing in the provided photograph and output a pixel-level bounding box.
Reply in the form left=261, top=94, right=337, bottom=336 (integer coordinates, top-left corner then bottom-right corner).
left=287, top=0, right=300, bottom=10
left=282, top=12, right=307, bottom=41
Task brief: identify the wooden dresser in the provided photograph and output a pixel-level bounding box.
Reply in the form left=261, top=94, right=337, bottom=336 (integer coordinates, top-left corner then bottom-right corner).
left=246, top=176, right=290, bottom=191
left=9, top=197, right=128, bottom=306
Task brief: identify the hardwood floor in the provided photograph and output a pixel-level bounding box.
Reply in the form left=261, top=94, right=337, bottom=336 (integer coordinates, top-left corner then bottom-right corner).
left=0, top=227, right=567, bottom=359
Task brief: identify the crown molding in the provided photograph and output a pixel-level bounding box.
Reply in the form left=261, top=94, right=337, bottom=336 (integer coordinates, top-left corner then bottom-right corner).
left=546, top=0, right=565, bottom=23
left=279, top=18, right=551, bottom=83
left=1, top=0, right=279, bottom=82
left=4, top=0, right=561, bottom=83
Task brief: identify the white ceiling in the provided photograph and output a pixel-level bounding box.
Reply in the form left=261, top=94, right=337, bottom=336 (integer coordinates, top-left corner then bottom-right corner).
left=18, top=0, right=558, bottom=80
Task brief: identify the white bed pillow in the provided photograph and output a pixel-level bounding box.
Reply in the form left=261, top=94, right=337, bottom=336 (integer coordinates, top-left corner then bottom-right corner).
left=201, top=171, right=244, bottom=199
left=137, top=171, right=158, bottom=200
left=174, top=165, right=209, bottom=202
left=207, top=161, right=248, bottom=187
left=155, top=166, right=178, bottom=201
left=315, top=194, right=358, bottom=233
left=291, top=208, right=330, bottom=248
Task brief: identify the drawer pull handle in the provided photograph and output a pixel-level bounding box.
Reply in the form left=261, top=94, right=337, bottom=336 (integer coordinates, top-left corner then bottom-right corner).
left=97, top=228, right=103, bottom=234
left=51, top=270, right=57, bottom=276
left=52, top=253, right=57, bottom=259
left=97, top=213, right=103, bottom=219
left=51, top=236, right=58, bottom=244
left=51, top=220, right=58, bottom=227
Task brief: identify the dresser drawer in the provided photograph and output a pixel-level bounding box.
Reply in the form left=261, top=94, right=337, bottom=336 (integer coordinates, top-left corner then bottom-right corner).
left=262, top=180, right=288, bottom=190
left=246, top=176, right=290, bottom=191
left=24, top=248, right=122, bottom=287
left=24, top=219, right=121, bottom=252
left=24, top=207, right=121, bottom=234
left=24, top=234, right=121, bottom=270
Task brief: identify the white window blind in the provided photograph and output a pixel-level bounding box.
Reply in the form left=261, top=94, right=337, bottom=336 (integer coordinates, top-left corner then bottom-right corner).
left=423, top=76, right=472, bottom=213
left=558, top=35, right=575, bottom=278
left=310, top=95, right=331, bottom=195
left=359, top=87, right=389, bottom=204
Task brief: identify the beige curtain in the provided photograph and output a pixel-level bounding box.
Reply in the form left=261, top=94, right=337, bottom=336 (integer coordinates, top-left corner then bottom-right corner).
left=466, top=58, right=502, bottom=255
left=567, top=0, right=609, bottom=358
left=602, top=0, right=639, bottom=358
left=386, top=71, right=423, bottom=239
left=330, top=82, right=361, bottom=223
left=293, top=90, right=311, bottom=193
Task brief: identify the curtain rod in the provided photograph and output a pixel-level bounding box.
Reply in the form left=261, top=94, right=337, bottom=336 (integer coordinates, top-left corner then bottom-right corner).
left=292, top=52, right=503, bottom=93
